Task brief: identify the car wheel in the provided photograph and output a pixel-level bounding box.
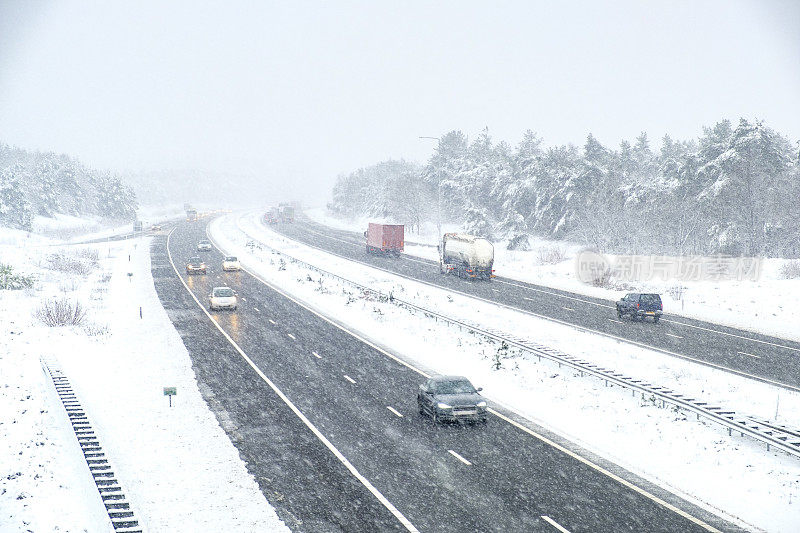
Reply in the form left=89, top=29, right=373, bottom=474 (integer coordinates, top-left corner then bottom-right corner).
left=418, top=401, right=424, bottom=416
left=431, top=410, right=439, bottom=424
left=653, top=316, right=660, bottom=324
left=616, top=309, right=622, bottom=318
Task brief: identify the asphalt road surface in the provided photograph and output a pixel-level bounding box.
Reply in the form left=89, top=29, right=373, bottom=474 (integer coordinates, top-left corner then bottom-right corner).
left=268, top=214, right=800, bottom=392
left=148, top=218, right=745, bottom=533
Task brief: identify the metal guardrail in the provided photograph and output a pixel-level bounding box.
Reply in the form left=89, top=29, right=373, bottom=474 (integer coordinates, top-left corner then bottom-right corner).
left=231, top=216, right=800, bottom=461
left=41, top=358, right=143, bottom=532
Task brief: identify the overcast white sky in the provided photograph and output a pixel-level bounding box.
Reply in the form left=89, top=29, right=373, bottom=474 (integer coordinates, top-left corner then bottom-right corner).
left=1, top=1, right=798, bottom=203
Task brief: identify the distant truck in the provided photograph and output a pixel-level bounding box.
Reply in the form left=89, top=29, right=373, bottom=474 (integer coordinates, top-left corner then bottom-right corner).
left=278, top=204, right=295, bottom=223
left=265, top=207, right=280, bottom=224
left=186, top=208, right=198, bottom=221
left=365, top=223, right=404, bottom=255
left=438, top=233, right=494, bottom=280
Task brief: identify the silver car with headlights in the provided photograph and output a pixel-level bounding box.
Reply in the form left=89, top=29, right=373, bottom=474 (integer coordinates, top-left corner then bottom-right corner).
left=417, top=375, right=487, bottom=424
left=209, top=286, right=237, bottom=311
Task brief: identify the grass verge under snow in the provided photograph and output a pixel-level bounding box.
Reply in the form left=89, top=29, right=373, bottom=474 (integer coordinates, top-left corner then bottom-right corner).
left=0, top=230, right=288, bottom=532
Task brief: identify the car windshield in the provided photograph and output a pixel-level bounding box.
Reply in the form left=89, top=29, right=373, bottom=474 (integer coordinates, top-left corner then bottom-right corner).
left=188, top=257, right=201, bottom=263
left=433, top=379, right=475, bottom=394
left=225, top=256, right=237, bottom=261
left=214, top=288, right=234, bottom=297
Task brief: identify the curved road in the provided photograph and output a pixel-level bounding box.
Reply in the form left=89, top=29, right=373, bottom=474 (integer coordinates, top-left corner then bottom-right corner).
left=148, top=218, right=745, bottom=532
left=269, top=214, right=800, bottom=392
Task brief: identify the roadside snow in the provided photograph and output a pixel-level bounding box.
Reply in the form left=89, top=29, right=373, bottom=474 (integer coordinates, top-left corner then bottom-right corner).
left=211, top=211, right=800, bottom=533
left=0, top=228, right=288, bottom=532
left=304, top=206, right=800, bottom=342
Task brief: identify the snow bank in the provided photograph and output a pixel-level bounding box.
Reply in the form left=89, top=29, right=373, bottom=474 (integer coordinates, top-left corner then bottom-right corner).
left=0, top=228, right=288, bottom=532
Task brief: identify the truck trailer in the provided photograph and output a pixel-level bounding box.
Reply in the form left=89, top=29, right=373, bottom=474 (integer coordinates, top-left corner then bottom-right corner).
left=265, top=207, right=280, bottom=224
left=439, top=233, right=494, bottom=280
left=278, top=204, right=295, bottom=223
left=365, top=223, right=404, bottom=255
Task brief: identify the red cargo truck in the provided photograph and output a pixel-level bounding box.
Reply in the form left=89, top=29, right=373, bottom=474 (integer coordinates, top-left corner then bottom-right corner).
left=365, top=223, right=404, bottom=255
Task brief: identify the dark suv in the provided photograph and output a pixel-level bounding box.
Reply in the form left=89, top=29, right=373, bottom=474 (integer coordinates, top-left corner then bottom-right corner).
left=616, top=293, right=663, bottom=322
left=417, top=375, right=487, bottom=424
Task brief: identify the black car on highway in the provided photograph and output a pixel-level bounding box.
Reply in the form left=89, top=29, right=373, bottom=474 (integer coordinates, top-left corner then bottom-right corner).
left=418, top=375, right=487, bottom=424
left=616, top=293, right=663, bottom=322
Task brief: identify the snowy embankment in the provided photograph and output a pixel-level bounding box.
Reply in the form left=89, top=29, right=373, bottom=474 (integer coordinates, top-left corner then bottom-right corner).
left=0, top=226, right=288, bottom=531
left=211, top=211, right=800, bottom=533
left=305, top=207, right=800, bottom=342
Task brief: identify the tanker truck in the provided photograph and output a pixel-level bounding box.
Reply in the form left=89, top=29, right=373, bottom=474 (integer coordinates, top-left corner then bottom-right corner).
left=438, top=233, right=495, bottom=280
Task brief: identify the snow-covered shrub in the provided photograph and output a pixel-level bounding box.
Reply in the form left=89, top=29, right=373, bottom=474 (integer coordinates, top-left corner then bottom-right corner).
left=34, top=298, right=86, bottom=326
left=537, top=246, right=567, bottom=265
left=780, top=260, right=800, bottom=279
left=0, top=263, right=35, bottom=290
left=46, top=252, right=96, bottom=275
left=83, top=322, right=110, bottom=337
left=506, top=234, right=531, bottom=251
left=589, top=267, right=613, bottom=287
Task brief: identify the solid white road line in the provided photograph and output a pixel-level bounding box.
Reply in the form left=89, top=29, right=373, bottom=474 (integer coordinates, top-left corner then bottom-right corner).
left=287, top=333, right=296, bottom=340
left=447, top=450, right=472, bottom=466
left=386, top=406, right=403, bottom=418
left=296, top=215, right=800, bottom=354
left=665, top=333, right=683, bottom=339
left=167, top=228, right=420, bottom=533
left=738, top=351, right=761, bottom=359
left=541, top=515, right=571, bottom=533
left=207, top=219, right=723, bottom=530
left=344, top=375, right=356, bottom=384
left=312, top=351, right=322, bottom=359
left=242, top=217, right=799, bottom=390
left=487, top=408, right=721, bottom=532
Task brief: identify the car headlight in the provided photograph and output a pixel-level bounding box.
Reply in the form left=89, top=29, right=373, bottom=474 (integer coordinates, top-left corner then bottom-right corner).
left=436, top=402, right=452, bottom=409
left=476, top=401, right=487, bottom=408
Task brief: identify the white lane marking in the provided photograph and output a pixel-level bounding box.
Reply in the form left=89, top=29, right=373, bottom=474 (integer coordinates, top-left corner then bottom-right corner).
left=208, top=220, right=723, bottom=529
left=287, top=333, right=296, bottom=340
left=492, top=289, right=499, bottom=293
left=254, top=307, right=260, bottom=312
left=268, top=319, right=276, bottom=325
left=251, top=219, right=800, bottom=387
left=167, top=228, right=420, bottom=533
left=738, top=351, right=761, bottom=359
left=487, top=408, right=721, bottom=532
left=541, top=515, right=571, bottom=533
left=386, top=406, right=403, bottom=418
left=312, top=351, right=322, bottom=359
left=241, top=297, right=246, bottom=302
left=524, top=297, right=534, bottom=301
left=665, top=333, right=683, bottom=339
left=300, top=217, right=800, bottom=354
left=447, top=450, right=472, bottom=466
left=608, top=319, right=623, bottom=324
left=344, top=375, right=356, bottom=384
left=563, top=307, right=575, bottom=312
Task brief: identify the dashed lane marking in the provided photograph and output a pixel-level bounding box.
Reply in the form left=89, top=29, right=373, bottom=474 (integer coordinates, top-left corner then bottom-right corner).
left=738, top=351, right=761, bottom=359
left=287, top=333, right=296, bottom=340
left=269, top=319, right=276, bottom=325
left=386, top=406, right=403, bottom=418
left=541, top=515, right=571, bottom=533
left=447, top=450, right=472, bottom=466
left=313, top=351, right=322, bottom=359
left=665, top=333, right=683, bottom=339
left=344, top=375, right=356, bottom=384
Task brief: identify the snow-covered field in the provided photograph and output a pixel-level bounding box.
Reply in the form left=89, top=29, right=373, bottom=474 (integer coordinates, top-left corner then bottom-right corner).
left=305, top=207, right=800, bottom=342
left=211, top=211, right=800, bottom=533
left=0, top=227, right=288, bottom=531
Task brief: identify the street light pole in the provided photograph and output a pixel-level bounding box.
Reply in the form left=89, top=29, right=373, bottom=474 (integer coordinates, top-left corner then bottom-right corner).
left=419, top=136, right=443, bottom=240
